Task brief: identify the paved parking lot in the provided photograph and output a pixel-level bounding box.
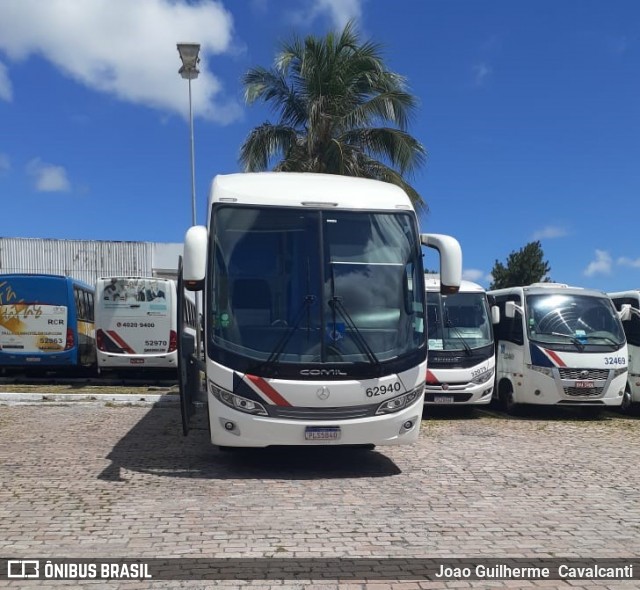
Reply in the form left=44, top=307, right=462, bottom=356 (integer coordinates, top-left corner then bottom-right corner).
left=0, top=400, right=639, bottom=589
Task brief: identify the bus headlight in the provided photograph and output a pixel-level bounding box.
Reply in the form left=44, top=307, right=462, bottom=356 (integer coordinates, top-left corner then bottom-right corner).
left=612, top=367, right=628, bottom=378
left=471, top=367, right=495, bottom=385
left=375, top=386, right=423, bottom=415
left=209, top=380, right=268, bottom=416
left=527, top=364, right=554, bottom=378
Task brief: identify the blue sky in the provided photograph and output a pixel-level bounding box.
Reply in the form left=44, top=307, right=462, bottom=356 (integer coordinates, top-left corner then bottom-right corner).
left=1, top=0, right=639, bottom=292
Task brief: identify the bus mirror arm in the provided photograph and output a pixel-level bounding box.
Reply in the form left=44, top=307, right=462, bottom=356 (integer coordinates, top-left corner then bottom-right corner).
left=505, top=301, right=524, bottom=319
left=618, top=304, right=639, bottom=322
left=420, top=233, right=462, bottom=295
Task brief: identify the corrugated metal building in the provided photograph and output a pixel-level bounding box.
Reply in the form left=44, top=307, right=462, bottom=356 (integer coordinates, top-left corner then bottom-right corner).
left=0, top=237, right=182, bottom=286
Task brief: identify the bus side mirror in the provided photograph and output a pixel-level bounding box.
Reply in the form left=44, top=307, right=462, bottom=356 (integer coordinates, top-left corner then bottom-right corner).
left=420, top=233, right=462, bottom=295
left=505, top=301, right=520, bottom=319
left=491, top=305, right=500, bottom=324
left=183, top=226, right=207, bottom=291
left=618, top=304, right=632, bottom=322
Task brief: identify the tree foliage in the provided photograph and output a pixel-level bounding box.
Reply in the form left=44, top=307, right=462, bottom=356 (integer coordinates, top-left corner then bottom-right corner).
left=240, top=21, right=428, bottom=210
left=489, top=241, right=551, bottom=289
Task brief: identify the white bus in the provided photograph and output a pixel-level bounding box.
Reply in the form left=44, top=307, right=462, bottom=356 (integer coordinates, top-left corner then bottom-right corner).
left=489, top=283, right=629, bottom=412
left=178, top=172, right=462, bottom=448
left=609, top=290, right=640, bottom=409
left=96, top=277, right=197, bottom=371
left=424, top=276, right=498, bottom=406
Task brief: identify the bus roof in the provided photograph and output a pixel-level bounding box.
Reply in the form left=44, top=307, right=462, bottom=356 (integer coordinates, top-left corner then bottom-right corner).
left=424, top=274, right=485, bottom=293
left=489, top=283, right=608, bottom=298
left=97, top=276, right=172, bottom=282
left=0, top=273, right=93, bottom=291
left=209, top=172, right=415, bottom=212
left=608, top=290, right=640, bottom=298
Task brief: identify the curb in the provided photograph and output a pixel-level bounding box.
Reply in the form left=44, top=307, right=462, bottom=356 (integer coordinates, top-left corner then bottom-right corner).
left=0, top=392, right=181, bottom=406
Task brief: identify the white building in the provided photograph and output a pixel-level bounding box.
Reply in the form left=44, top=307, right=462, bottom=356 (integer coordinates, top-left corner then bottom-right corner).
left=0, top=237, right=182, bottom=286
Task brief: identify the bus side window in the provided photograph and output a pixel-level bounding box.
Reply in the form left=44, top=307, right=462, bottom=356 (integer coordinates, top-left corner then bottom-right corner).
left=87, top=291, right=95, bottom=322
left=75, top=288, right=83, bottom=320
left=495, top=296, right=523, bottom=345
left=614, top=297, right=640, bottom=347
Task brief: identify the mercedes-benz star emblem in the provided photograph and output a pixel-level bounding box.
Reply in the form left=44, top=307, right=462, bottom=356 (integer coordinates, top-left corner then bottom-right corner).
left=317, top=386, right=330, bottom=400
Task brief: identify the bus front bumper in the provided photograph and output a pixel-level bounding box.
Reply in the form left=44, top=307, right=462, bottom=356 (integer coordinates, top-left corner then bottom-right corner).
left=424, top=383, right=493, bottom=405
left=208, top=396, right=423, bottom=448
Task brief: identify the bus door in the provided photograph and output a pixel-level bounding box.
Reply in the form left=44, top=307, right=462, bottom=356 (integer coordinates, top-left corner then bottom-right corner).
left=177, top=258, right=206, bottom=435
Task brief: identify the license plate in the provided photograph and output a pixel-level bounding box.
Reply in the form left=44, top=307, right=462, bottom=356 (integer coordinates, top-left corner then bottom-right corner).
left=304, top=427, right=341, bottom=441
left=130, top=358, right=144, bottom=364
left=26, top=357, right=41, bottom=362
left=434, top=395, right=454, bottom=404
left=575, top=381, right=595, bottom=389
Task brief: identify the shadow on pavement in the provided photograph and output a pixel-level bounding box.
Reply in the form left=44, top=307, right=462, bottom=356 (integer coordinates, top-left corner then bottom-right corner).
left=480, top=399, right=640, bottom=421
left=98, top=403, right=402, bottom=482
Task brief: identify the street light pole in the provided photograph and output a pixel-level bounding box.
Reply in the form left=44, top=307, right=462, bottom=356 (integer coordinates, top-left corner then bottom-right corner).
left=177, top=43, right=202, bottom=358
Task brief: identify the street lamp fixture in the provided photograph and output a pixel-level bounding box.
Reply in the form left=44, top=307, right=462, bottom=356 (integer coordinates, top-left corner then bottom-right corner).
left=177, top=43, right=201, bottom=81
left=177, top=42, right=202, bottom=357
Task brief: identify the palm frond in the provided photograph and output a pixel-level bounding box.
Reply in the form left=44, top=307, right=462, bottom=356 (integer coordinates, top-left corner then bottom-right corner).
left=239, top=124, right=299, bottom=172
left=341, top=127, right=426, bottom=175
left=239, top=19, right=427, bottom=197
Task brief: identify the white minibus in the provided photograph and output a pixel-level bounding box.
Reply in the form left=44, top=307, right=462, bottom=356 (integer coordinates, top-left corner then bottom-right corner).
left=489, top=283, right=628, bottom=412
left=424, top=276, right=498, bottom=406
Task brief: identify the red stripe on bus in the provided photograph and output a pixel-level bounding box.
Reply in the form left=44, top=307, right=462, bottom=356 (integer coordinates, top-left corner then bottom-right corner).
left=426, top=369, right=439, bottom=384
left=543, top=348, right=566, bottom=367
left=107, top=330, right=136, bottom=354
left=245, top=374, right=291, bottom=407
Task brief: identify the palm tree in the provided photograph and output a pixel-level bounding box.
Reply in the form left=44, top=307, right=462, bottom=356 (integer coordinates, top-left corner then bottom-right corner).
left=240, top=21, right=427, bottom=210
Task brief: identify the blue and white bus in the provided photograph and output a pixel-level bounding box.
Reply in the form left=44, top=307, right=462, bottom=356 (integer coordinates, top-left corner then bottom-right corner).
left=0, top=274, right=96, bottom=371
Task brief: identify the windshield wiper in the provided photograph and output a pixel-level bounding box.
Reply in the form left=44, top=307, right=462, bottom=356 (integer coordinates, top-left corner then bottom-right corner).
left=444, top=312, right=472, bottom=355
left=259, top=295, right=316, bottom=372
left=328, top=296, right=381, bottom=367
left=536, top=331, right=585, bottom=352
left=581, top=334, right=621, bottom=347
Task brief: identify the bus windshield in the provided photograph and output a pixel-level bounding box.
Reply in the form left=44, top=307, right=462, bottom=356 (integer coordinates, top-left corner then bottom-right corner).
left=427, top=292, right=493, bottom=352
left=209, top=206, right=425, bottom=372
left=526, top=293, right=625, bottom=351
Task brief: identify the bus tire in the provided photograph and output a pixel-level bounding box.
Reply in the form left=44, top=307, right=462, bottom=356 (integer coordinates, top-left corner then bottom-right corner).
left=498, top=379, right=517, bottom=414
left=620, top=384, right=632, bottom=413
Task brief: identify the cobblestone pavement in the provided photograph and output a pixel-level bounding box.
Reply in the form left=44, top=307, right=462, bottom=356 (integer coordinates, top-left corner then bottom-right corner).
left=0, top=401, right=639, bottom=590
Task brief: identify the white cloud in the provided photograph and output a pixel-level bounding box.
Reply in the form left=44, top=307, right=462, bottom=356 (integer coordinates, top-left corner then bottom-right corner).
left=584, top=250, right=612, bottom=277
left=0, top=61, right=12, bottom=101
left=26, top=158, right=71, bottom=192
left=291, top=0, right=364, bottom=29
left=531, top=225, right=568, bottom=241
left=462, top=269, right=484, bottom=282
left=473, top=62, right=492, bottom=86
left=0, top=0, right=242, bottom=123
left=0, top=153, right=10, bottom=174
left=617, top=256, right=640, bottom=268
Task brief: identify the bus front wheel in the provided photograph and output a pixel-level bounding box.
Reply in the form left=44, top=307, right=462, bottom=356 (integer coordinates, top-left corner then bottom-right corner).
left=499, top=380, right=517, bottom=414
left=620, top=384, right=632, bottom=413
